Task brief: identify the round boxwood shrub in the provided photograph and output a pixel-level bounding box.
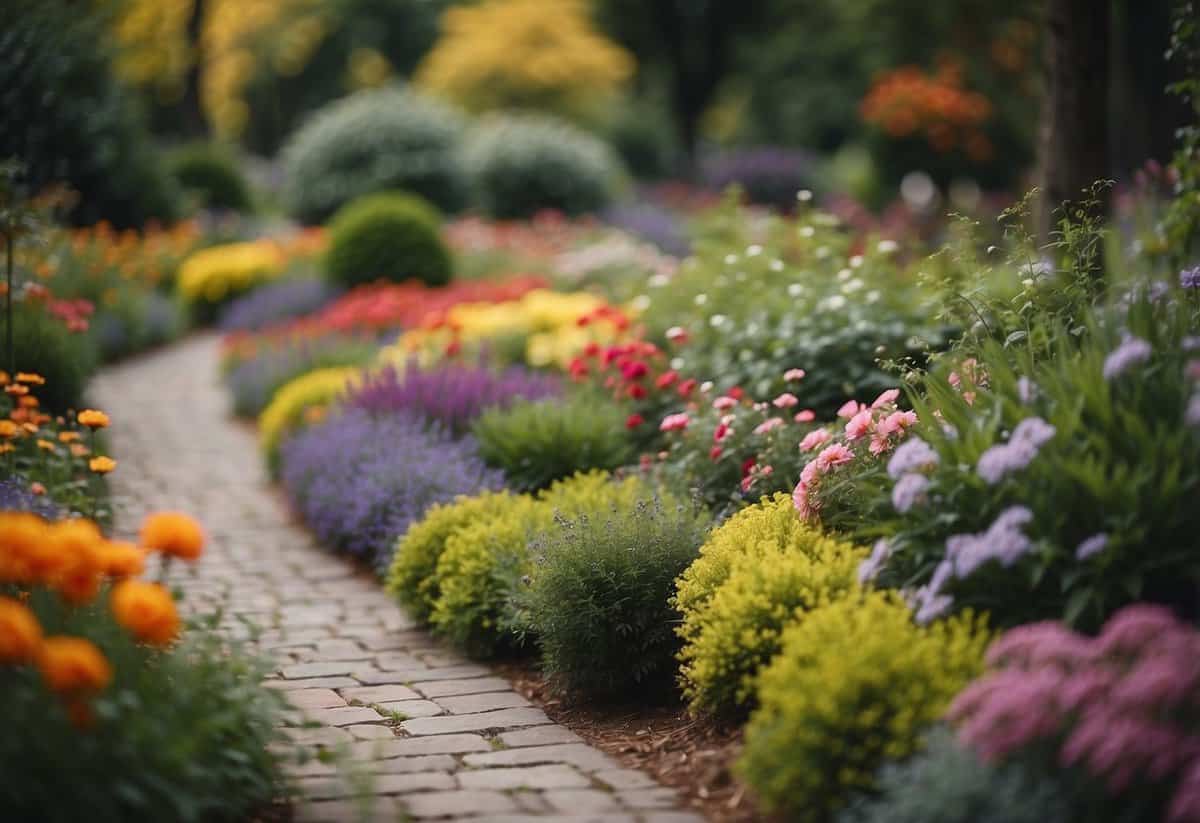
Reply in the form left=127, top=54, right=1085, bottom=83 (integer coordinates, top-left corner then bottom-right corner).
left=280, top=86, right=467, bottom=224
left=737, top=592, right=990, bottom=823
left=168, top=143, right=253, bottom=212
left=324, top=192, right=452, bottom=289
left=462, top=114, right=623, bottom=219
left=674, top=494, right=867, bottom=717
left=0, top=302, right=96, bottom=411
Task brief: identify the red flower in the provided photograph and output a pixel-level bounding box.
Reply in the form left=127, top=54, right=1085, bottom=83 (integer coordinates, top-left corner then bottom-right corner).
left=740, top=456, right=757, bottom=477
left=677, top=378, right=697, bottom=397
left=568, top=358, right=589, bottom=380
left=583, top=342, right=601, bottom=358
left=626, top=413, right=645, bottom=429
left=709, top=445, right=723, bottom=460
left=655, top=370, right=678, bottom=389
left=727, top=387, right=745, bottom=400
left=628, top=384, right=647, bottom=400
left=621, top=360, right=649, bottom=380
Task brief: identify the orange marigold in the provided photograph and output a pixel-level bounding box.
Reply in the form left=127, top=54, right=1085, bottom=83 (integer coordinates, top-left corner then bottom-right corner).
left=47, top=520, right=105, bottom=605
left=5, top=384, right=29, bottom=396
left=0, top=512, right=55, bottom=585
left=99, top=541, right=146, bottom=579
left=15, top=372, right=45, bottom=385
left=57, top=431, right=81, bottom=443
left=76, top=409, right=110, bottom=430
left=37, top=636, right=112, bottom=695
left=0, top=420, right=17, bottom=439
left=88, top=456, right=117, bottom=475
left=139, top=512, right=205, bottom=561
left=110, top=580, right=179, bottom=646
left=69, top=443, right=90, bottom=458
left=0, top=596, right=43, bottom=664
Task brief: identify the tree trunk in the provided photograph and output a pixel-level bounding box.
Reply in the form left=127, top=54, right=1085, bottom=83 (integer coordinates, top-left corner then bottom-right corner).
left=1037, top=0, right=1111, bottom=242
left=180, top=0, right=208, bottom=138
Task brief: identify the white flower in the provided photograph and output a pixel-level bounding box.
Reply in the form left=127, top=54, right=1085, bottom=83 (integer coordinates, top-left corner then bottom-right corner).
left=799, top=226, right=815, bottom=238
left=769, top=259, right=785, bottom=272
left=631, top=295, right=651, bottom=311
left=648, top=274, right=670, bottom=288
left=788, top=283, right=804, bottom=298
left=797, top=189, right=813, bottom=202
left=724, top=254, right=739, bottom=265
left=709, top=314, right=727, bottom=328
left=849, top=255, right=864, bottom=268
left=693, top=293, right=708, bottom=306
left=837, top=267, right=853, bottom=282
left=747, top=244, right=763, bottom=256
left=877, top=239, right=899, bottom=254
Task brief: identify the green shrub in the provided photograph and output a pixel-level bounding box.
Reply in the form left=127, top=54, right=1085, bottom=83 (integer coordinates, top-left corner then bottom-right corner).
left=674, top=494, right=866, bottom=716
left=324, top=192, right=451, bottom=289
left=836, top=728, right=1070, bottom=823
left=738, top=592, right=989, bottom=823
left=462, top=114, right=622, bottom=219
left=0, top=301, right=96, bottom=411
left=280, top=86, right=467, bottom=224
left=168, top=143, right=253, bottom=213
left=471, top=393, right=634, bottom=491
left=605, top=100, right=677, bottom=179
left=521, top=492, right=710, bottom=697
left=0, top=0, right=179, bottom=228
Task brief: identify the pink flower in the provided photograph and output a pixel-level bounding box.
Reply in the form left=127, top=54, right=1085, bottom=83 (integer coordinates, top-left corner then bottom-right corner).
left=659, top=413, right=690, bottom=432
left=773, top=392, right=799, bottom=409
left=816, top=442, right=854, bottom=469
left=792, top=480, right=814, bottom=519
left=876, top=409, right=918, bottom=438
left=713, top=421, right=733, bottom=443
left=794, top=409, right=816, bottom=423
left=753, top=417, right=785, bottom=435
left=871, top=388, right=900, bottom=409
left=666, top=326, right=689, bottom=344
left=713, top=396, right=737, bottom=411
left=837, top=399, right=864, bottom=419
left=799, top=429, right=832, bottom=452
left=844, top=408, right=874, bottom=441
left=868, top=433, right=893, bottom=455
left=784, top=368, right=807, bottom=381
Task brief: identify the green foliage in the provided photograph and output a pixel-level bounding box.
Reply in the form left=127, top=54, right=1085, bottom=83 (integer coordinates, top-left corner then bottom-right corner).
left=167, top=143, right=253, bottom=213
left=463, top=114, right=623, bottom=219
left=674, top=494, right=866, bottom=716
left=604, top=99, right=678, bottom=179
left=471, top=393, right=635, bottom=492
left=0, top=589, right=295, bottom=821
left=1160, top=0, right=1200, bottom=263
left=520, top=491, right=710, bottom=697
left=836, top=727, right=1072, bottom=823
left=0, top=0, right=179, bottom=228
left=738, top=592, right=989, bottom=823
left=324, top=192, right=451, bottom=289
left=280, top=86, right=467, bottom=224
left=0, top=301, right=96, bottom=411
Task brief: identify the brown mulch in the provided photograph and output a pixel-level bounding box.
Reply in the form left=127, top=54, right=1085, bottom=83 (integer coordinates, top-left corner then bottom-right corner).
left=494, top=663, right=762, bottom=823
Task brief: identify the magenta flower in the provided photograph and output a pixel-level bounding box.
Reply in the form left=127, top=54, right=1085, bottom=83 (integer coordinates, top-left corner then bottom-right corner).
left=713, top=396, right=737, bottom=411
left=794, top=409, right=816, bottom=423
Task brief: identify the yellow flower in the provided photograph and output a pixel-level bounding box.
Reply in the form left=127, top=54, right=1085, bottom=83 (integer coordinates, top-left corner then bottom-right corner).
left=36, top=439, right=55, bottom=452
left=110, top=580, right=180, bottom=646
left=37, top=636, right=112, bottom=695
left=140, top=511, right=205, bottom=561
left=77, top=409, right=110, bottom=430
left=88, top=456, right=117, bottom=475
left=0, top=596, right=43, bottom=664
left=0, top=420, right=16, bottom=438
left=58, top=431, right=81, bottom=443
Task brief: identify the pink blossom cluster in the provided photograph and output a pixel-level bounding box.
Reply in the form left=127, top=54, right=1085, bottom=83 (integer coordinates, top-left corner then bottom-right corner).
left=950, top=605, right=1200, bottom=823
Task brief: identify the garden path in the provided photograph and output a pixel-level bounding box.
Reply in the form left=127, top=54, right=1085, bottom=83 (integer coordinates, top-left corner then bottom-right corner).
left=90, top=334, right=702, bottom=823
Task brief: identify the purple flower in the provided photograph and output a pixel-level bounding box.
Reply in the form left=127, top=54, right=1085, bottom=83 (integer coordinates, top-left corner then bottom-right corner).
left=857, top=538, right=892, bottom=584
left=346, top=361, right=560, bottom=435
left=1075, top=533, right=1108, bottom=561
left=1103, top=336, right=1152, bottom=380
left=219, top=277, right=341, bottom=332
left=701, top=145, right=819, bottom=210
left=891, top=472, right=929, bottom=513
left=601, top=201, right=691, bottom=258
left=225, top=334, right=377, bottom=417
left=886, top=436, right=939, bottom=479
left=1183, top=336, right=1200, bottom=352
left=1017, top=376, right=1038, bottom=405
left=945, top=505, right=1035, bottom=578
left=0, top=475, right=60, bottom=520
left=279, top=408, right=504, bottom=568
left=976, top=416, right=1056, bottom=484
left=1180, top=266, right=1200, bottom=290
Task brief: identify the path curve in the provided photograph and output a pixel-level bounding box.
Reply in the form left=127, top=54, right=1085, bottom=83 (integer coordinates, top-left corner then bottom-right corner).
left=91, top=334, right=702, bottom=823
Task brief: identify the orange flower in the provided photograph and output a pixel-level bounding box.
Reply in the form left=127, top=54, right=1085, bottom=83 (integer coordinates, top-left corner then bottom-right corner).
left=110, top=580, right=179, bottom=646
left=30, top=482, right=46, bottom=496
left=47, top=519, right=104, bottom=605
left=0, top=420, right=17, bottom=439
left=15, top=372, right=45, bottom=385
left=0, top=444, right=12, bottom=455
left=57, top=431, right=81, bottom=443
left=139, top=512, right=205, bottom=561
left=18, top=395, right=38, bottom=409
left=0, top=596, right=43, bottom=664
left=5, top=384, right=28, bottom=397
left=64, top=698, right=97, bottom=730
left=37, top=636, right=112, bottom=695
left=0, top=371, right=8, bottom=386
left=99, top=541, right=146, bottom=579
left=88, top=456, right=116, bottom=475
left=76, top=410, right=110, bottom=430
left=69, top=443, right=90, bottom=458
left=0, top=513, right=54, bottom=585
left=21, top=422, right=38, bottom=435
left=36, top=439, right=55, bottom=452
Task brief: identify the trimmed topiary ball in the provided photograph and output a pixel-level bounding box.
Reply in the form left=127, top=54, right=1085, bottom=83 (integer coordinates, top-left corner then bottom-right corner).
left=324, top=192, right=452, bottom=289
left=168, top=143, right=253, bottom=212
left=280, top=86, right=467, bottom=224
left=462, top=114, right=623, bottom=219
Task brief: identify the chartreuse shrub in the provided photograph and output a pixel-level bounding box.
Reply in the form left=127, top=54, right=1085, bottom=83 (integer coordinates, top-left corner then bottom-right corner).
left=674, top=494, right=866, bottom=716
left=836, top=728, right=1070, bottom=823
left=738, top=592, right=989, bottom=823
left=176, top=242, right=285, bottom=324
left=0, top=301, right=97, bottom=411
left=324, top=192, right=452, bottom=289
left=280, top=87, right=467, bottom=224
left=167, top=143, right=253, bottom=213
left=520, top=485, right=710, bottom=697
left=462, top=114, right=622, bottom=218
left=258, top=366, right=362, bottom=472
left=0, top=512, right=297, bottom=821
left=470, top=392, right=635, bottom=492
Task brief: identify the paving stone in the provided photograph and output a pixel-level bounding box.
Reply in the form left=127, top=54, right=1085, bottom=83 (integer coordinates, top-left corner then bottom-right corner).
left=400, top=707, right=550, bottom=736
left=285, top=688, right=346, bottom=710
left=617, top=787, right=681, bottom=809
left=373, top=755, right=457, bottom=775
left=458, top=764, right=590, bottom=790
left=434, top=691, right=531, bottom=714
left=414, top=676, right=513, bottom=698
left=307, top=706, right=384, bottom=727
left=544, top=789, right=622, bottom=813
left=266, top=676, right=359, bottom=691
left=642, top=813, right=708, bottom=823
left=345, top=724, right=396, bottom=741
left=294, top=798, right=382, bottom=822
left=339, top=684, right=422, bottom=704
left=383, top=664, right=494, bottom=681
left=285, top=726, right=356, bottom=747
left=499, top=726, right=583, bottom=747
left=373, top=771, right=457, bottom=795
left=351, top=734, right=492, bottom=759
left=280, top=661, right=359, bottom=679
left=595, top=769, right=659, bottom=790
left=375, top=699, right=444, bottom=719
left=463, top=743, right=619, bottom=772
left=399, top=790, right=518, bottom=819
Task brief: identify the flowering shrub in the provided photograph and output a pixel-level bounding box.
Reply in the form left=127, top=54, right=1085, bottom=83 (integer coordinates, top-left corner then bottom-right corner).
left=0, top=511, right=294, bottom=819
left=949, top=605, right=1200, bottom=823
left=257, top=366, right=362, bottom=470
left=849, top=290, right=1200, bottom=630
left=224, top=334, right=378, bottom=418
left=1, top=299, right=97, bottom=410
left=218, top=276, right=341, bottom=332
left=176, top=240, right=285, bottom=321
left=674, top=494, right=866, bottom=716
left=324, top=192, right=452, bottom=289
left=346, top=361, right=560, bottom=436
left=861, top=61, right=993, bottom=161
left=279, top=407, right=503, bottom=568
left=738, top=591, right=989, bottom=822
left=471, top=393, right=633, bottom=491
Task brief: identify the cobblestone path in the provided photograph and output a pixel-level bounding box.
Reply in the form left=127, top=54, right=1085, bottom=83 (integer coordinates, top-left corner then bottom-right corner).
left=91, top=335, right=701, bottom=823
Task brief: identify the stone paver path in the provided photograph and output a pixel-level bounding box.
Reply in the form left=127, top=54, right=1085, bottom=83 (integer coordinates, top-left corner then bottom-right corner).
left=91, top=335, right=701, bottom=823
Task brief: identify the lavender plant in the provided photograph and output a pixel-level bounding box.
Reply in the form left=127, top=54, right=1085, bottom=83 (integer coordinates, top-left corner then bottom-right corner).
left=223, top=334, right=378, bottom=418
left=218, top=276, right=340, bottom=332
